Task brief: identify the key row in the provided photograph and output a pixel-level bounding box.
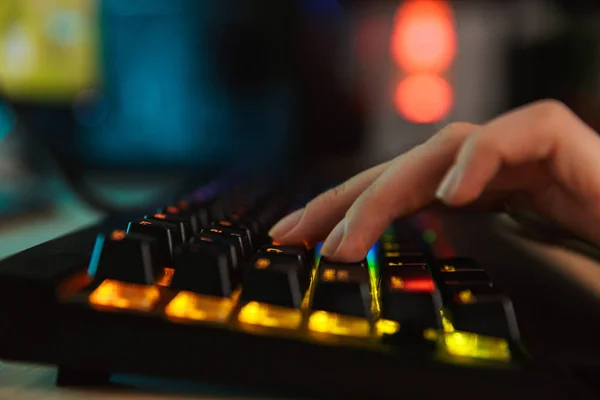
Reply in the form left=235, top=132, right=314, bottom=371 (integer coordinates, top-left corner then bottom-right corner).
left=88, top=224, right=518, bottom=343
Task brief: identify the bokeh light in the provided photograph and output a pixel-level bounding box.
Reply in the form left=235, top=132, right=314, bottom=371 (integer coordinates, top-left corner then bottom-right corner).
left=394, top=74, right=453, bottom=123
left=391, top=0, right=456, bottom=73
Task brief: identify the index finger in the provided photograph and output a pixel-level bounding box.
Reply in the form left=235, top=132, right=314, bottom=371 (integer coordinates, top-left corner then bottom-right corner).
left=318, top=122, right=477, bottom=260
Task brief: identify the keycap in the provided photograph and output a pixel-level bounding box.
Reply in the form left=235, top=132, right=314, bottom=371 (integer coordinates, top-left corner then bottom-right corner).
left=163, top=205, right=200, bottom=235
left=212, top=220, right=257, bottom=250
left=311, top=259, right=371, bottom=318
left=439, top=266, right=489, bottom=285
left=446, top=285, right=520, bottom=339
left=127, top=219, right=182, bottom=261
left=380, top=241, right=421, bottom=252
left=257, top=245, right=309, bottom=267
left=201, top=227, right=250, bottom=260
left=437, top=257, right=489, bottom=285
left=380, top=252, right=427, bottom=265
left=147, top=212, right=192, bottom=242
left=379, top=268, right=442, bottom=332
left=180, top=199, right=211, bottom=227
left=88, top=230, right=163, bottom=285
left=241, top=254, right=309, bottom=308
left=381, top=257, right=427, bottom=268
left=193, top=235, right=242, bottom=270
left=170, top=242, right=236, bottom=297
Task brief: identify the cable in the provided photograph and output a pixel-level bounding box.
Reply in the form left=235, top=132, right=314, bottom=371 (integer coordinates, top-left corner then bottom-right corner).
left=0, top=88, right=201, bottom=214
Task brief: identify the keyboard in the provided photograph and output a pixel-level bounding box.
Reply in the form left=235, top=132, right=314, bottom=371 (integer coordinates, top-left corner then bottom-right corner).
left=0, top=178, right=596, bottom=398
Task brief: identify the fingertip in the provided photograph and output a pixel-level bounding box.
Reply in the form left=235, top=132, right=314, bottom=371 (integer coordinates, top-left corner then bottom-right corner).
left=324, top=229, right=371, bottom=263
left=435, top=164, right=462, bottom=204
left=268, top=208, right=304, bottom=239
left=320, top=218, right=346, bottom=257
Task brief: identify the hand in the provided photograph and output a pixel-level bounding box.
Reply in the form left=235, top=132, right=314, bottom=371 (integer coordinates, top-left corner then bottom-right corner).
left=268, top=100, right=600, bottom=262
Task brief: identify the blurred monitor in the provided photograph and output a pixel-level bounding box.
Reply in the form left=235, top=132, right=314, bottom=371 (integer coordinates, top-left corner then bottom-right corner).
left=0, top=0, right=357, bottom=174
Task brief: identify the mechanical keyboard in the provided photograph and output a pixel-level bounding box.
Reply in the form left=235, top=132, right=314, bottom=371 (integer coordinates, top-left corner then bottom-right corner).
left=0, top=178, right=596, bottom=398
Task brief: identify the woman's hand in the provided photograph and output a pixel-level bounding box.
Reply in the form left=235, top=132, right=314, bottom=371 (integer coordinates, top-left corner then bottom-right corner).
left=269, top=100, right=600, bottom=262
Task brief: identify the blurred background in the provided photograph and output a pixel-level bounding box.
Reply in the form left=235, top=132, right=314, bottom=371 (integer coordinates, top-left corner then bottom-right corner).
left=1, top=0, right=600, bottom=257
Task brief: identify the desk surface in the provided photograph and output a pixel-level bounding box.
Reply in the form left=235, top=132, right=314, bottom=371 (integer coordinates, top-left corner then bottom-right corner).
left=2, top=200, right=600, bottom=399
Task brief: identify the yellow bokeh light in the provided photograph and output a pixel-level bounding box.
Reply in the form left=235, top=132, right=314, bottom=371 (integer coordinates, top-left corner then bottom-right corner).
left=322, top=268, right=336, bottom=281
left=254, top=258, right=271, bottom=269
left=89, top=280, right=160, bottom=311
left=390, top=276, right=405, bottom=289
left=458, top=290, right=476, bottom=304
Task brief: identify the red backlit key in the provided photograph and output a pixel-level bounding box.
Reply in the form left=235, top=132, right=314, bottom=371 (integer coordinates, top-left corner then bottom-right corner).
left=379, top=268, right=442, bottom=332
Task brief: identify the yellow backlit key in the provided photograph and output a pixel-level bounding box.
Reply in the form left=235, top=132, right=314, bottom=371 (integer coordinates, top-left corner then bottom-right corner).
left=441, top=331, right=511, bottom=362
left=89, top=280, right=160, bottom=311
left=308, top=311, right=370, bottom=337
left=165, top=291, right=233, bottom=323
left=238, top=301, right=302, bottom=329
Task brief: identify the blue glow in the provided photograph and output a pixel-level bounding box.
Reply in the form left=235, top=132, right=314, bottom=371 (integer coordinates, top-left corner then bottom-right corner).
left=366, top=244, right=377, bottom=267
left=126, top=222, right=132, bottom=234
left=314, top=242, right=323, bottom=266
left=366, top=243, right=379, bottom=277
left=0, top=103, right=15, bottom=141
left=87, top=234, right=105, bottom=277
left=78, top=0, right=292, bottom=169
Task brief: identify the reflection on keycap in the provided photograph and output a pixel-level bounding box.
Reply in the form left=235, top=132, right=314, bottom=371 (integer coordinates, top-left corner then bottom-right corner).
left=375, top=319, right=400, bottom=336
left=441, top=331, right=510, bottom=362
left=308, top=311, right=370, bottom=337
left=165, top=291, right=233, bottom=323
left=89, top=280, right=160, bottom=311
left=156, top=268, right=175, bottom=287
left=238, top=301, right=302, bottom=329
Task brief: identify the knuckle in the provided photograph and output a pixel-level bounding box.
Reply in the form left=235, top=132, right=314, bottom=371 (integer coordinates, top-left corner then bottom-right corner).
left=528, top=99, right=572, bottom=129
left=435, top=121, right=476, bottom=144
left=309, top=182, right=348, bottom=209
left=327, top=182, right=349, bottom=201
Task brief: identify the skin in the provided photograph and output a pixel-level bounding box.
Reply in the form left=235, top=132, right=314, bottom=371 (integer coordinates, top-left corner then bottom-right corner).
left=269, top=99, right=600, bottom=262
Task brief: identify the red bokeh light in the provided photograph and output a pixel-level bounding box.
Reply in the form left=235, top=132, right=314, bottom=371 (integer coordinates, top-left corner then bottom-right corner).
left=394, top=74, right=453, bottom=123
left=391, top=0, right=456, bottom=73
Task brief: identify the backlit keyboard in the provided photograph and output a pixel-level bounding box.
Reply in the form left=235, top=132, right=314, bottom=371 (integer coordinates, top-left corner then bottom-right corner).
left=0, top=179, right=593, bottom=398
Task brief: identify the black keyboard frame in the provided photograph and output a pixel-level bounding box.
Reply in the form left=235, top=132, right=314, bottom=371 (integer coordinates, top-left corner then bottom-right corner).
left=0, top=211, right=598, bottom=398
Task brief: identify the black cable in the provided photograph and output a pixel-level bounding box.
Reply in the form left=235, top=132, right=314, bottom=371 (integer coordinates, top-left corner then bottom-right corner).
left=0, top=87, right=201, bottom=214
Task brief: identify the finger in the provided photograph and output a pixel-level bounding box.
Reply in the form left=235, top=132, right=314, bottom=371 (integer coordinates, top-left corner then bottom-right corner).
left=320, top=122, right=479, bottom=261
left=269, top=160, right=394, bottom=245
left=435, top=99, right=600, bottom=206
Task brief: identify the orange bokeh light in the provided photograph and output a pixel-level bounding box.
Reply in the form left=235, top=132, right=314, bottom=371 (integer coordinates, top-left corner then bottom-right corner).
left=391, top=0, right=456, bottom=73
left=394, top=74, right=453, bottom=123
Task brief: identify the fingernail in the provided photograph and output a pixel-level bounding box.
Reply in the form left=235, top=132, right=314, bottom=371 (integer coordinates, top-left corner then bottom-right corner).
left=320, top=218, right=347, bottom=257
left=436, top=164, right=463, bottom=202
left=269, top=208, right=304, bottom=238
